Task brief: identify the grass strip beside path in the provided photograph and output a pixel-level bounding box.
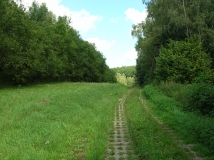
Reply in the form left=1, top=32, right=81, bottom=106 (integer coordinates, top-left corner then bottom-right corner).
left=124, top=87, right=191, bottom=160
left=142, top=85, right=214, bottom=159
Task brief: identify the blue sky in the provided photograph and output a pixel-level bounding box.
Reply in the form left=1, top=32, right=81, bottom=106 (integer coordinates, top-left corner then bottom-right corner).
left=21, top=0, right=147, bottom=68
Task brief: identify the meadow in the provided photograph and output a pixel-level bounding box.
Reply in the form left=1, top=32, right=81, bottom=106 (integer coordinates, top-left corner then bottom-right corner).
left=0, top=82, right=128, bottom=159
left=1, top=82, right=213, bottom=160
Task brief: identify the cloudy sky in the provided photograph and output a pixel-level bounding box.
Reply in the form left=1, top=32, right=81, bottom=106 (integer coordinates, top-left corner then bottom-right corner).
left=21, top=0, right=147, bottom=68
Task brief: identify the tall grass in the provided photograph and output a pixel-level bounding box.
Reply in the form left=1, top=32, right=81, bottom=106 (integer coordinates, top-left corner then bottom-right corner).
left=0, top=82, right=128, bottom=159
left=124, top=87, right=191, bottom=160
left=154, top=81, right=190, bottom=104
left=142, top=85, right=214, bottom=159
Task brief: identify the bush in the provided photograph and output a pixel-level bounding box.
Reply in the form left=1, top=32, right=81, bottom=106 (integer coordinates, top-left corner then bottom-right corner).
left=186, top=84, right=214, bottom=117
left=155, top=36, right=213, bottom=84
left=156, top=81, right=214, bottom=117
left=155, top=81, right=191, bottom=107
left=115, top=72, right=136, bottom=86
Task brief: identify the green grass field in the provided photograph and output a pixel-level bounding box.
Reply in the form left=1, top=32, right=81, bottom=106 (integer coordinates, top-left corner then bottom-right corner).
left=0, top=82, right=128, bottom=159
left=1, top=83, right=212, bottom=160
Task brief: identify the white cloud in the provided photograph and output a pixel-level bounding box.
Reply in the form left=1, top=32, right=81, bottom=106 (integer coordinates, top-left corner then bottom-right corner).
left=118, top=49, right=137, bottom=67
left=20, top=0, right=102, bottom=33
left=70, top=10, right=103, bottom=33
left=86, top=37, right=116, bottom=52
left=124, top=48, right=138, bottom=60
left=108, top=49, right=137, bottom=68
left=125, top=8, right=147, bottom=24
left=109, top=17, right=122, bottom=23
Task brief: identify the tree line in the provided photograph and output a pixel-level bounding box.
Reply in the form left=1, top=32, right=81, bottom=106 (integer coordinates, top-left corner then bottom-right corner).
left=111, top=66, right=136, bottom=86
left=112, top=66, right=136, bottom=78
left=133, top=0, right=214, bottom=85
left=0, top=0, right=116, bottom=84
left=133, top=0, right=214, bottom=117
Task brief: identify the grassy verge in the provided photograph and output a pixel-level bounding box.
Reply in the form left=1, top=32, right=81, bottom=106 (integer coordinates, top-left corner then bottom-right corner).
left=142, top=85, right=214, bottom=159
left=0, top=82, right=128, bottom=159
left=124, top=87, right=191, bottom=160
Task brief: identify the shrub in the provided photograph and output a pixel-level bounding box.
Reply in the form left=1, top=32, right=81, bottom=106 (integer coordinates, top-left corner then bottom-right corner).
left=193, top=69, right=214, bottom=84
left=156, top=81, right=191, bottom=107
left=155, top=36, right=212, bottom=84
left=186, top=84, right=214, bottom=117
left=116, top=72, right=135, bottom=86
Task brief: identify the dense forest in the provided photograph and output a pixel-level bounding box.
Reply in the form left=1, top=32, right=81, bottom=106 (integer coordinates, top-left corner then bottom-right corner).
left=133, top=0, right=214, bottom=116
left=133, top=0, right=214, bottom=85
left=0, top=0, right=116, bottom=84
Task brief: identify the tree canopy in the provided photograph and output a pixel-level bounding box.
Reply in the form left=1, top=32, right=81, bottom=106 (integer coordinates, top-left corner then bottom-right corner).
left=132, top=0, right=214, bottom=85
left=0, top=0, right=115, bottom=84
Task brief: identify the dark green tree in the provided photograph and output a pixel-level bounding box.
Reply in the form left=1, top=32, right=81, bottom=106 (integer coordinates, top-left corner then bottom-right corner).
left=0, top=0, right=33, bottom=83
left=155, top=36, right=213, bottom=83
left=0, top=0, right=115, bottom=84
left=133, top=0, right=214, bottom=85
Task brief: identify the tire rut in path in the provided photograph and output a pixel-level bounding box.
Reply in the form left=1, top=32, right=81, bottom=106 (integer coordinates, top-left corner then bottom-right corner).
left=106, top=93, right=137, bottom=160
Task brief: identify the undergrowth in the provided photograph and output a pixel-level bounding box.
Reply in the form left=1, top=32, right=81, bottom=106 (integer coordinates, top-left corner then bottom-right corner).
left=142, top=85, right=214, bottom=159
left=155, top=81, right=214, bottom=117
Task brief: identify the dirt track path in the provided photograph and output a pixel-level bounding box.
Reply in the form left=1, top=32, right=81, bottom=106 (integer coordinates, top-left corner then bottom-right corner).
left=106, top=93, right=137, bottom=160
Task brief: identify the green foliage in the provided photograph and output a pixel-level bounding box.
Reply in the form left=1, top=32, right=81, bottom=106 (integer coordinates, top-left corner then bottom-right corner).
left=132, top=0, right=214, bottom=85
left=0, top=82, right=128, bottom=159
left=155, top=36, right=213, bottom=83
left=112, top=66, right=136, bottom=77
left=155, top=81, right=191, bottom=105
left=156, top=81, right=214, bottom=117
left=193, top=69, right=214, bottom=84
left=112, top=66, right=136, bottom=86
left=0, top=1, right=115, bottom=84
left=142, top=85, right=214, bottom=155
left=134, top=37, right=155, bottom=85
left=115, top=73, right=135, bottom=86
left=0, top=0, right=33, bottom=83
left=185, top=84, right=214, bottom=117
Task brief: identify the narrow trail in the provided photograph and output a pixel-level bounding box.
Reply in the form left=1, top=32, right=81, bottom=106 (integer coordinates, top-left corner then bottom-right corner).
left=139, top=90, right=203, bottom=160
left=106, top=92, right=137, bottom=160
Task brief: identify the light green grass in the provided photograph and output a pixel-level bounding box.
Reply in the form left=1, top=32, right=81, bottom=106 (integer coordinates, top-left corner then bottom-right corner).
left=0, top=82, right=128, bottom=159
left=142, top=85, right=214, bottom=159
left=124, top=87, right=191, bottom=160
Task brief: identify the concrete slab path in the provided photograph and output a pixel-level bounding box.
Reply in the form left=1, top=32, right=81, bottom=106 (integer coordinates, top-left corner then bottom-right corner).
left=106, top=93, right=137, bottom=160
